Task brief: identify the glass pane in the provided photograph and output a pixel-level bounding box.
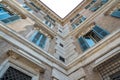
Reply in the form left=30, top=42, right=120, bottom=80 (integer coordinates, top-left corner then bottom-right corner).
left=0, top=8, right=11, bottom=20
left=85, top=37, right=95, bottom=47
left=38, top=35, right=47, bottom=48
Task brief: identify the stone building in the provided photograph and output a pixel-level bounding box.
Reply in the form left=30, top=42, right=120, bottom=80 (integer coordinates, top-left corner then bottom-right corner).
left=0, top=0, right=120, bottom=80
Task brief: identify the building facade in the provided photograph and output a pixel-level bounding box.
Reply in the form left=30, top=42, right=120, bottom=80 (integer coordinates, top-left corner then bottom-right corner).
left=0, top=0, right=120, bottom=80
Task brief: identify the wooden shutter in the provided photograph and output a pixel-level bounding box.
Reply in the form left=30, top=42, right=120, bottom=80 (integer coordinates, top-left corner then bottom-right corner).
left=111, top=9, right=120, bottom=18
left=78, top=37, right=89, bottom=52
left=93, top=25, right=109, bottom=39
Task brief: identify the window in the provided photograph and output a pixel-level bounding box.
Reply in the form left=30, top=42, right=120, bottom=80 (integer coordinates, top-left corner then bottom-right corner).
left=1, top=67, right=32, bottom=80
left=89, top=0, right=108, bottom=12
left=101, top=0, right=109, bottom=4
left=90, top=5, right=100, bottom=12
left=44, top=15, right=55, bottom=28
left=59, top=43, right=64, bottom=47
left=70, top=14, right=80, bottom=23
left=22, top=4, right=32, bottom=12
left=78, top=25, right=109, bottom=51
left=72, top=16, right=86, bottom=29
left=30, top=2, right=40, bottom=10
left=59, top=56, right=65, bottom=62
left=0, top=4, right=20, bottom=23
left=44, top=20, right=54, bottom=28
left=29, top=31, right=47, bottom=49
left=111, top=9, right=120, bottom=18
left=59, top=30, right=62, bottom=33
left=85, top=0, right=97, bottom=9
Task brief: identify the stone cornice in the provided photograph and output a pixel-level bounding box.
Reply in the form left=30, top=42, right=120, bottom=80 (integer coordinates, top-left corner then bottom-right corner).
left=30, top=0, right=90, bottom=25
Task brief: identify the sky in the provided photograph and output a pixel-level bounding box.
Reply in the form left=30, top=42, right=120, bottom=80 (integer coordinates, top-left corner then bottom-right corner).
left=40, top=0, right=83, bottom=18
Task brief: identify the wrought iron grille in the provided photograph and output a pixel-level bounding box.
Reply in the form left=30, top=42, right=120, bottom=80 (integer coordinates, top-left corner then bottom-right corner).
left=96, top=53, right=120, bottom=80
left=110, top=71, right=120, bottom=80
left=1, top=67, right=32, bottom=80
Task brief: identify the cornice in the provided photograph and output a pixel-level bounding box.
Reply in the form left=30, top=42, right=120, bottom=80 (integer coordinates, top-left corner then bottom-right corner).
left=29, top=0, right=92, bottom=25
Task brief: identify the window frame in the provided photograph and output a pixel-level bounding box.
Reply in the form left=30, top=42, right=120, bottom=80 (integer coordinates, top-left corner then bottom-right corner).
left=78, top=25, right=109, bottom=52
left=29, top=30, right=47, bottom=49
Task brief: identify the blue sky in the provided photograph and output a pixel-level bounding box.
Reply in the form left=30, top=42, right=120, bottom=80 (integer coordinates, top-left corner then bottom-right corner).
left=40, top=0, right=83, bottom=18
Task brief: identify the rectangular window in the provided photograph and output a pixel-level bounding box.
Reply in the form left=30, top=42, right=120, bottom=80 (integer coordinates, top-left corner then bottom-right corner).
left=89, top=0, right=108, bottom=12
left=78, top=25, right=109, bottom=52
left=0, top=4, right=20, bottom=23
left=90, top=6, right=100, bottom=12
left=30, top=2, right=40, bottom=10
left=44, top=15, right=55, bottom=28
left=59, top=56, right=65, bottom=62
left=29, top=31, right=47, bottom=49
left=85, top=0, right=97, bottom=9
left=22, top=4, right=32, bottom=12
left=72, top=16, right=86, bottom=29
left=59, top=43, right=64, bottom=47
left=44, top=20, right=52, bottom=28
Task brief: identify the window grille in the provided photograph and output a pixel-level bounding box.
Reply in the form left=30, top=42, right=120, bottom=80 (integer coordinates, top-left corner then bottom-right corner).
left=96, top=53, right=120, bottom=80
left=1, top=67, right=32, bottom=80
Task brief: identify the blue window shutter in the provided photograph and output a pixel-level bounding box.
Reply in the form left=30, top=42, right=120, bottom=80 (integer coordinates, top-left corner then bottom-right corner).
left=93, top=25, right=109, bottom=39
left=111, top=9, right=120, bottom=18
left=78, top=37, right=89, bottom=52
